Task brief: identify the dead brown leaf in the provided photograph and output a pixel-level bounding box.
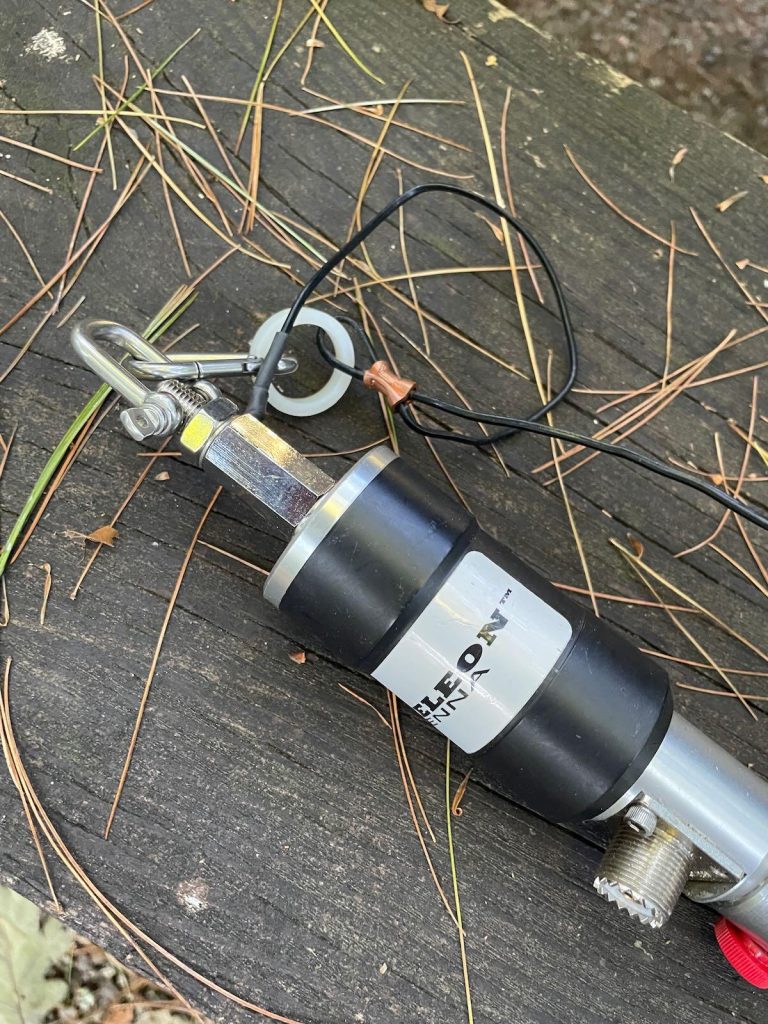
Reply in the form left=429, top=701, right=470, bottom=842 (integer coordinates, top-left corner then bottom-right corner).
left=103, top=1005, right=134, bottom=1024
left=86, top=525, right=119, bottom=546
left=475, top=211, right=504, bottom=243
left=669, top=146, right=687, bottom=181
left=716, top=190, right=748, bottom=213
left=422, top=0, right=449, bottom=18
left=629, top=536, right=645, bottom=558
left=39, top=563, right=52, bottom=626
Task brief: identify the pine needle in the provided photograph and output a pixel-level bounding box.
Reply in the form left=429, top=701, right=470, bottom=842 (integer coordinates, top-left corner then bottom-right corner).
left=264, top=2, right=316, bottom=81
left=564, top=146, right=697, bottom=254
left=235, top=0, right=283, bottom=154
left=180, top=75, right=248, bottom=193
left=305, top=0, right=384, bottom=85
left=387, top=692, right=458, bottom=926
left=611, top=540, right=768, bottom=669
left=104, top=487, right=222, bottom=838
left=0, top=167, right=52, bottom=194
left=298, top=87, right=469, bottom=151
left=116, top=0, right=156, bottom=17
left=0, top=428, right=16, bottom=482
left=0, top=659, right=60, bottom=910
left=546, top=353, right=599, bottom=616
left=301, top=0, right=327, bottom=86
left=0, top=134, right=102, bottom=174
left=94, top=0, right=117, bottom=188
left=0, top=109, right=202, bottom=123
left=196, top=541, right=269, bottom=576
left=690, top=207, right=768, bottom=325
left=462, top=51, right=545, bottom=403
left=644, top=649, right=768, bottom=678
left=243, top=83, right=265, bottom=234
left=72, top=28, right=201, bottom=150
left=676, top=382, right=758, bottom=558
left=615, top=544, right=756, bottom=719
left=553, top=582, right=695, bottom=612
left=500, top=86, right=543, bottom=302
left=446, top=740, right=474, bottom=1024
left=56, top=295, right=87, bottom=327
left=315, top=262, right=537, bottom=302
left=337, top=683, right=391, bottom=729
left=677, top=683, right=768, bottom=704
left=663, top=221, right=676, bottom=384
left=0, top=210, right=49, bottom=294
left=0, top=158, right=150, bottom=342
left=710, top=544, right=768, bottom=600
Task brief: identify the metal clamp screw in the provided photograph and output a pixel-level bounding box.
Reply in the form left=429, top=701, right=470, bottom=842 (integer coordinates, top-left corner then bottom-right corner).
left=624, top=803, right=658, bottom=838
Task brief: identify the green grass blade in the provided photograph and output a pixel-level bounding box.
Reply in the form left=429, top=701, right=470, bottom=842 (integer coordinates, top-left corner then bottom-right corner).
left=306, top=0, right=385, bottom=85
left=0, top=384, right=110, bottom=578
left=72, top=29, right=200, bottom=151
left=236, top=0, right=284, bottom=148
left=0, top=295, right=196, bottom=579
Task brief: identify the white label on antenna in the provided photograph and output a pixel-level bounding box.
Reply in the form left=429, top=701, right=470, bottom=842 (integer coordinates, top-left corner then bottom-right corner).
left=372, top=550, right=572, bottom=753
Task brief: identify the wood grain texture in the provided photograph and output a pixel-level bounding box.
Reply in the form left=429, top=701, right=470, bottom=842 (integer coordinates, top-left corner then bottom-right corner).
left=1, top=1, right=767, bottom=1022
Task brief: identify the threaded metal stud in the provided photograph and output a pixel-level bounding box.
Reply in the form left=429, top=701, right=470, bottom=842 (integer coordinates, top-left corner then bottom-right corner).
left=156, top=379, right=207, bottom=417
left=594, top=818, right=694, bottom=928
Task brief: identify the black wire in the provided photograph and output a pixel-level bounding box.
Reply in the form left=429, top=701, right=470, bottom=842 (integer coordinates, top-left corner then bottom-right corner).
left=398, top=399, right=768, bottom=532
left=247, top=182, right=577, bottom=419
left=248, top=181, right=768, bottom=534
left=333, top=315, right=378, bottom=365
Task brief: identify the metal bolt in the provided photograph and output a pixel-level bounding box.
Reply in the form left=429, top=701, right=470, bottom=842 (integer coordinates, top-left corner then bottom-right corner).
left=119, top=392, right=182, bottom=441
left=120, top=405, right=166, bottom=441
left=190, top=379, right=220, bottom=403
left=624, top=803, right=658, bottom=838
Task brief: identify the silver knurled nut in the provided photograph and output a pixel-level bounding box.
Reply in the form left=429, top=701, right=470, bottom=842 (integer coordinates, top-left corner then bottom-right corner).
left=624, top=803, right=658, bottom=837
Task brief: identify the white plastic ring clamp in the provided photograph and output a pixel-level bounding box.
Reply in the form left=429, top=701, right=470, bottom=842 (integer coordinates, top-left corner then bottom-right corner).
left=249, top=308, right=355, bottom=417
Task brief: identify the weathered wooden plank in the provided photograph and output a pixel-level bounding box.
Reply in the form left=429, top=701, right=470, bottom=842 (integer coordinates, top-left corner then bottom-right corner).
left=1, top=1, right=767, bottom=1022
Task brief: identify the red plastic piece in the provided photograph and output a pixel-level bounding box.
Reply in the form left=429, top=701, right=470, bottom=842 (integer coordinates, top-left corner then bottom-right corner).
left=715, top=917, right=768, bottom=989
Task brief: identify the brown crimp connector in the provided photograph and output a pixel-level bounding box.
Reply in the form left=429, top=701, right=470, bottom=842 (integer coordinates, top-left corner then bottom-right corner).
left=363, top=360, right=416, bottom=408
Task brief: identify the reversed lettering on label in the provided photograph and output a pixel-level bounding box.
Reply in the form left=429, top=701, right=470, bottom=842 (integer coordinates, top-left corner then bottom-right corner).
left=372, top=551, right=572, bottom=753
